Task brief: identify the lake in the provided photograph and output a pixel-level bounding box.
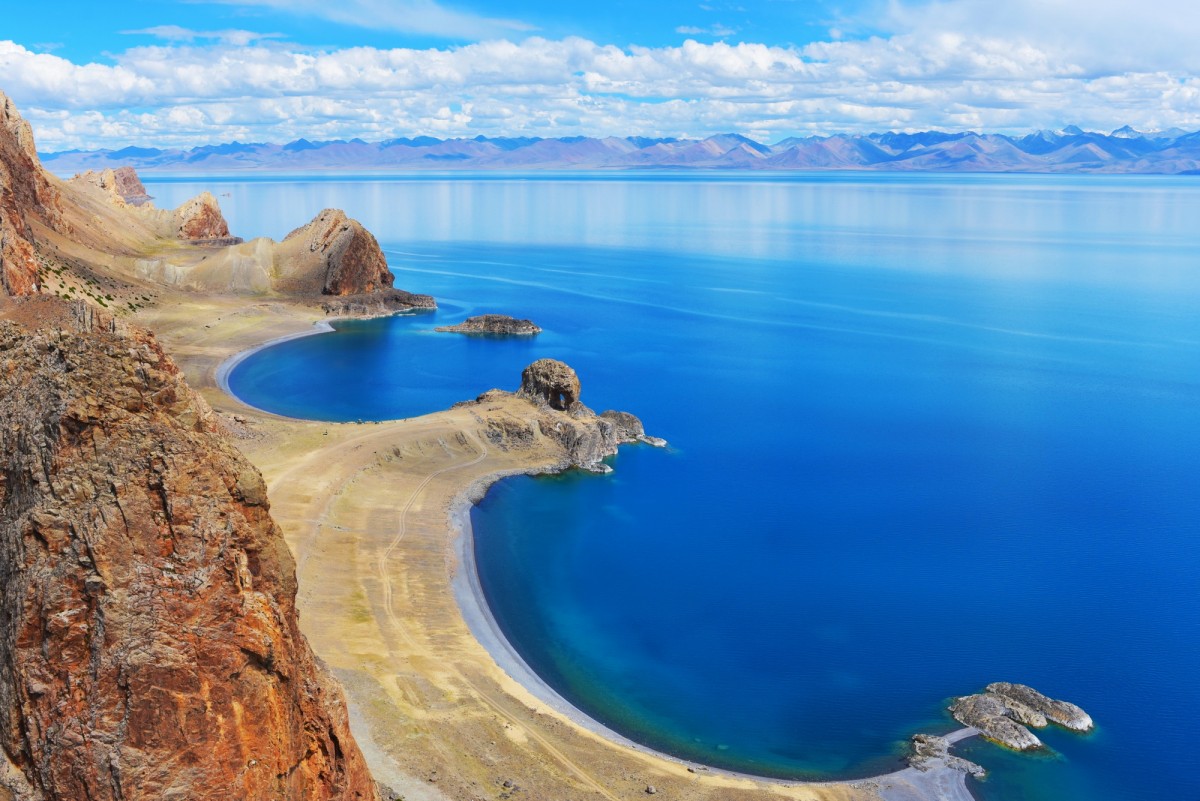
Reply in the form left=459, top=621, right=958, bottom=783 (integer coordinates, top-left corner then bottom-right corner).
left=148, top=171, right=1200, bottom=800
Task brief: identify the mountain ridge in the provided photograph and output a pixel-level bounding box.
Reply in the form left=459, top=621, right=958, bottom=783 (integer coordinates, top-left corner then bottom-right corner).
left=41, top=127, right=1200, bottom=174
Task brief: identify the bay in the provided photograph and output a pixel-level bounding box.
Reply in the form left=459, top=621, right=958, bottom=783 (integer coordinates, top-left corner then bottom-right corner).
left=148, top=171, right=1200, bottom=799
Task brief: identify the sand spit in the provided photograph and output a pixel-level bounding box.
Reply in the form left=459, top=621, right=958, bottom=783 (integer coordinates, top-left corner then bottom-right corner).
left=134, top=295, right=983, bottom=801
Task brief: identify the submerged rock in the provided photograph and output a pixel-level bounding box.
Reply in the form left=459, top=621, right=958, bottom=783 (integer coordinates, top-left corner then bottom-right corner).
left=951, top=682, right=1093, bottom=751
left=436, top=314, right=541, bottom=335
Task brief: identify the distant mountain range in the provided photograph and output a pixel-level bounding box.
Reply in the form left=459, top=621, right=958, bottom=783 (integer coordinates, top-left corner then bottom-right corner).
left=42, top=127, right=1200, bottom=174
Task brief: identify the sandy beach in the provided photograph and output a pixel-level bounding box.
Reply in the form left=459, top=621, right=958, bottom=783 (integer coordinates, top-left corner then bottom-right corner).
left=136, top=294, right=977, bottom=801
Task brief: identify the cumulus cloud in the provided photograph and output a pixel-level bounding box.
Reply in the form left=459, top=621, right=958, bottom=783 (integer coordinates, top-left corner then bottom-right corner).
left=3, top=11, right=1200, bottom=151
left=882, top=0, right=1200, bottom=73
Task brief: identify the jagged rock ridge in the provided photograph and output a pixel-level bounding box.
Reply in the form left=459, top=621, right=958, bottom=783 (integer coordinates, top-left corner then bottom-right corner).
left=0, top=299, right=379, bottom=801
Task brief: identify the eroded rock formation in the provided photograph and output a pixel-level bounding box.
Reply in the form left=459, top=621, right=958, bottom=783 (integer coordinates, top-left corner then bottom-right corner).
left=517, top=358, right=582, bottom=411
left=466, top=359, right=665, bottom=471
left=71, top=167, right=151, bottom=206
left=173, top=191, right=232, bottom=240
left=951, top=682, right=1093, bottom=751
left=0, top=91, right=64, bottom=296
left=435, top=314, right=541, bottom=335
left=0, top=299, right=379, bottom=801
left=279, top=209, right=394, bottom=296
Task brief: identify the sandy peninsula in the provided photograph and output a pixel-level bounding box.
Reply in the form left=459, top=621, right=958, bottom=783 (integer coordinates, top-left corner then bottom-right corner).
left=132, top=294, right=979, bottom=801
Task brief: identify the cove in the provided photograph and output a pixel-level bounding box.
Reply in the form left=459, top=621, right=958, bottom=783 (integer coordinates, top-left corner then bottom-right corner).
left=208, top=172, right=1200, bottom=800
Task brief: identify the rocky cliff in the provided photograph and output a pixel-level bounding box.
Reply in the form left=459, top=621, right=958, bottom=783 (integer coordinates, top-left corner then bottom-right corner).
left=71, top=168, right=151, bottom=207
left=0, top=91, right=64, bottom=296
left=172, top=191, right=232, bottom=240
left=0, top=298, right=379, bottom=801
left=277, top=209, right=395, bottom=296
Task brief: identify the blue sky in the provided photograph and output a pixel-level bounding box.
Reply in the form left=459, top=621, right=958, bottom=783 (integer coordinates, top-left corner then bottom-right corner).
left=8, top=0, right=864, bottom=59
left=3, top=0, right=1199, bottom=150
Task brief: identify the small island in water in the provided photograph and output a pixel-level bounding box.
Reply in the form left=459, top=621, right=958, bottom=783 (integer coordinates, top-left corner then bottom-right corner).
left=435, top=313, right=542, bottom=335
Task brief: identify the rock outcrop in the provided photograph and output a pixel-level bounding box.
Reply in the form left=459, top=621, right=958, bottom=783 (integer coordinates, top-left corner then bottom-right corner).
left=278, top=209, right=394, bottom=296
left=319, top=288, right=436, bottom=317
left=517, top=358, right=582, bottom=411
left=0, top=299, right=379, bottom=801
left=435, top=314, right=541, bottom=335
left=71, top=167, right=152, bottom=206
left=1, top=90, right=64, bottom=296
left=906, top=734, right=985, bottom=777
left=950, top=682, right=1093, bottom=751
left=173, top=191, right=232, bottom=240
left=467, top=359, right=665, bottom=472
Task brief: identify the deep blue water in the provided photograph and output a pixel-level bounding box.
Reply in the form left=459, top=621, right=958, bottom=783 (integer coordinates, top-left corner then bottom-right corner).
left=153, top=172, right=1200, bottom=800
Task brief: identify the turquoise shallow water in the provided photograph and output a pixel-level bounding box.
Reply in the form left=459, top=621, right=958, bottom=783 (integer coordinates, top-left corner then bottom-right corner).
left=153, top=172, right=1200, bottom=799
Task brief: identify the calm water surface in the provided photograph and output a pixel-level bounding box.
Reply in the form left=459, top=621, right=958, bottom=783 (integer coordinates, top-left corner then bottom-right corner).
left=149, top=172, right=1200, bottom=800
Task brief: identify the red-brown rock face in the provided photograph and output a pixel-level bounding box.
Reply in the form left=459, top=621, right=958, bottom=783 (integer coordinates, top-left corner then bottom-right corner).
left=173, top=191, right=231, bottom=240
left=110, top=166, right=150, bottom=205
left=283, top=209, right=395, bottom=295
left=0, top=302, right=379, bottom=801
left=1, top=91, right=65, bottom=297
left=71, top=167, right=152, bottom=206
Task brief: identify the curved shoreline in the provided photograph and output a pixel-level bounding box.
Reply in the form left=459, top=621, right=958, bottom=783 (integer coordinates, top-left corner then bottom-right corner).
left=209, top=317, right=982, bottom=801
left=213, top=318, right=334, bottom=400
left=448, top=469, right=980, bottom=797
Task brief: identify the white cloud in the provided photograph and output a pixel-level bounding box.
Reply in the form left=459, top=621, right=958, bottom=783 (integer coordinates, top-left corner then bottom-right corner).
left=881, top=0, right=1200, bottom=73
left=203, top=0, right=534, bottom=40
left=675, top=24, right=738, bottom=37
left=122, top=26, right=286, bottom=47
left=3, top=12, right=1200, bottom=152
